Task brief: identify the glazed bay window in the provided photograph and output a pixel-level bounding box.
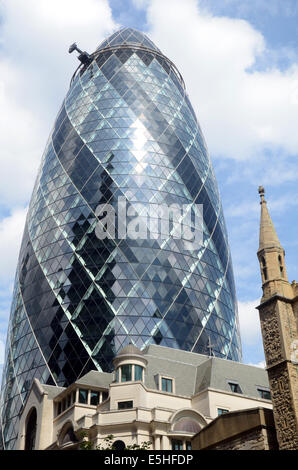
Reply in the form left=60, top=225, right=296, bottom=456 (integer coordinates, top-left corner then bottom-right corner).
left=78, top=389, right=88, bottom=404
left=134, top=365, right=144, bottom=381
left=121, top=364, right=132, bottom=382
left=117, top=364, right=144, bottom=382
left=90, top=391, right=100, bottom=406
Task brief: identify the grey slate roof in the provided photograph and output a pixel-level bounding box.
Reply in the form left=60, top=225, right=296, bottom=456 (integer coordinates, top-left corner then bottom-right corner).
left=75, top=370, right=112, bottom=389
left=57, top=345, right=270, bottom=402
left=40, top=384, right=65, bottom=399
left=143, top=345, right=270, bottom=400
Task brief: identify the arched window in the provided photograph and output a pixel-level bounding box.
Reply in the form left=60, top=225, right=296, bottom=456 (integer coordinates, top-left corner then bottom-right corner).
left=61, top=426, right=78, bottom=446
left=173, top=418, right=201, bottom=433
left=25, top=408, right=37, bottom=450
left=113, top=440, right=126, bottom=450
left=261, top=256, right=267, bottom=281
left=278, top=255, right=284, bottom=277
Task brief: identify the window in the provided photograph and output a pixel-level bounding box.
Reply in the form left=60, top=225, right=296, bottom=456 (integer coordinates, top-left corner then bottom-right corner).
left=258, top=388, right=271, bottom=400
left=57, top=402, right=61, bottom=415
left=67, top=394, right=71, bottom=408
left=121, top=364, right=132, bottom=382
left=72, top=391, right=76, bottom=404
left=172, top=439, right=183, bottom=450
left=186, top=441, right=192, bottom=450
left=228, top=382, right=242, bottom=394
left=113, top=440, right=126, bottom=450
left=115, top=367, right=120, bottom=382
left=25, top=408, right=37, bottom=450
left=78, top=389, right=88, bottom=404
left=118, top=400, right=133, bottom=410
left=90, top=391, right=100, bottom=406
left=134, top=365, right=144, bottom=381
left=102, top=391, right=109, bottom=402
left=161, top=377, right=173, bottom=393
left=218, top=408, right=229, bottom=416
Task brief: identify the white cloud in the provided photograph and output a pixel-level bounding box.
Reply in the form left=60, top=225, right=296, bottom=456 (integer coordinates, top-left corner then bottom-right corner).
left=248, top=360, right=266, bottom=369
left=144, top=0, right=298, bottom=160
left=238, top=299, right=263, bottom=347
left=0, top=0, right=117, bottom=206
left=0, top=208, right=28, bottom=282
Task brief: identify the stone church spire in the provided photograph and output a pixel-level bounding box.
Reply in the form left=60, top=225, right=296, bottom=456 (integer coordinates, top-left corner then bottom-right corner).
left=258, top=186, right=282, bottom=252
left=257, top=186, right=290, bottom=301
left=256, top=187, right=298, bottom=450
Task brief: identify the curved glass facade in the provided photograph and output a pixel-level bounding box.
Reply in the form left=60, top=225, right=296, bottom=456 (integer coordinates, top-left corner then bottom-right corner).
left=0, top=28, right=241, bottom=449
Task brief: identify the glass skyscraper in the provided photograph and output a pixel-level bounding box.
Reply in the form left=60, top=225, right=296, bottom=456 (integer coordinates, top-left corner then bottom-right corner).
left=0, top=28, right=241, bottom=449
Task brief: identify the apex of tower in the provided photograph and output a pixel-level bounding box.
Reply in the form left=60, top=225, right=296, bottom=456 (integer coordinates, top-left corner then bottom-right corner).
left=258, top=186, right=282, bottom=253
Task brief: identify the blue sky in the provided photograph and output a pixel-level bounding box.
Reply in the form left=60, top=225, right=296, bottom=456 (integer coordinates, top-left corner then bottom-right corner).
left=0, top=0, right=298, bottom=378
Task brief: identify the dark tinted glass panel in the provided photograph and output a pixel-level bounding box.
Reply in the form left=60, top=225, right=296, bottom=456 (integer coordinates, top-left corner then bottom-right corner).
left=172, top=439, right=183, bottom=450
left=121, top=364, right=132, bottom=382
left=78, top=389, right=88, bottom=404
left=118, top=401, right=133, bottom=410
left=134, top=365, right=143, bottom=381
left=90, top=391, right=100, bottom=406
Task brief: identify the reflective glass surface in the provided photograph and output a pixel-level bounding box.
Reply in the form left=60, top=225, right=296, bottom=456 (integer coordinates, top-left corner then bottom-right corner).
left=0, top=28, right=241, bottom=449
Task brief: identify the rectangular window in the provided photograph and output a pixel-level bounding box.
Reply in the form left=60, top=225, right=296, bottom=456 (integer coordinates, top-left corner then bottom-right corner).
left=118, top=400, right=133, bottom=410
left=90, top=391, right=100, bottom=406
left=102, top=391, right=109, bottom=402
left=78, top=389, right=88, bottom=404
left=218, top=408, right=229, bottom=416
left=257, top=388, right=271, bottom=400
left=172, top=439, right=183, bottom=450
left=228, top=382, right=242, bottom=394
left=161, top=377, right=173, bottom=393
left=186, top=441, right=192, bottom=450
left=72, top=391, right=76, bottom=404
left=134, top=365, right=143, bottom=381
left=67, top=394, right=71, bottom=408
left=121, top=364, right=132, bottom=382
left=115, top=368, right=120, bottom=382
left=57, top=402, right=61, bottom=415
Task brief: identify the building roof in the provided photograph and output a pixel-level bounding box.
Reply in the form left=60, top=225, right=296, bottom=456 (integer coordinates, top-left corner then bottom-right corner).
left=143, top=345, right=270, bottom=399
left=96, top=27, right=161, bottom=53
left=75, top=370, right=112, bottom=389
left=117, top=343, right=144, bottom=357
left=44, top=345, right=270, bottom=402
left=41, top=384, right=66, bottom=399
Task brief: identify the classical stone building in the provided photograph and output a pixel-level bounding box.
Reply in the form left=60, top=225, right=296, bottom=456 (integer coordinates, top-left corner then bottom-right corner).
left=256, top=187, right=298, bottom=450
left=17, top=344, right=272, bottom=450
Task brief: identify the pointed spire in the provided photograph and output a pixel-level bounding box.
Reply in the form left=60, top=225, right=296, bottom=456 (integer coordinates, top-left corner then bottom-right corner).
left=258, top=186, right=282, bottom=253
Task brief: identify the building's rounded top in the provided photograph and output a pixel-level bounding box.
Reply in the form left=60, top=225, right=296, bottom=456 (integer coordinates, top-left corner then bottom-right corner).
left=117, top=343, right=144, bottom=357
left=96, top=27, right=161, bottom=53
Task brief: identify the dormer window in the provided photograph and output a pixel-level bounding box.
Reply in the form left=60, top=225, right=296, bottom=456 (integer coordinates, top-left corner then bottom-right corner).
left=228, top=381, right=242, bottom=394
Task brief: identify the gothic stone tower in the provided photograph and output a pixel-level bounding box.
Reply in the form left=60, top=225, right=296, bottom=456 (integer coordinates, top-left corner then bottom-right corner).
left=257, top=186, right=298, bottom=450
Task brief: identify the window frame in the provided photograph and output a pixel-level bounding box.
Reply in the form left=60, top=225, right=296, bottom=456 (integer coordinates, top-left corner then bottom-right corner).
left=257, top=387, right=271, bottom=400
left=228, top=381, right=242, bottom=394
